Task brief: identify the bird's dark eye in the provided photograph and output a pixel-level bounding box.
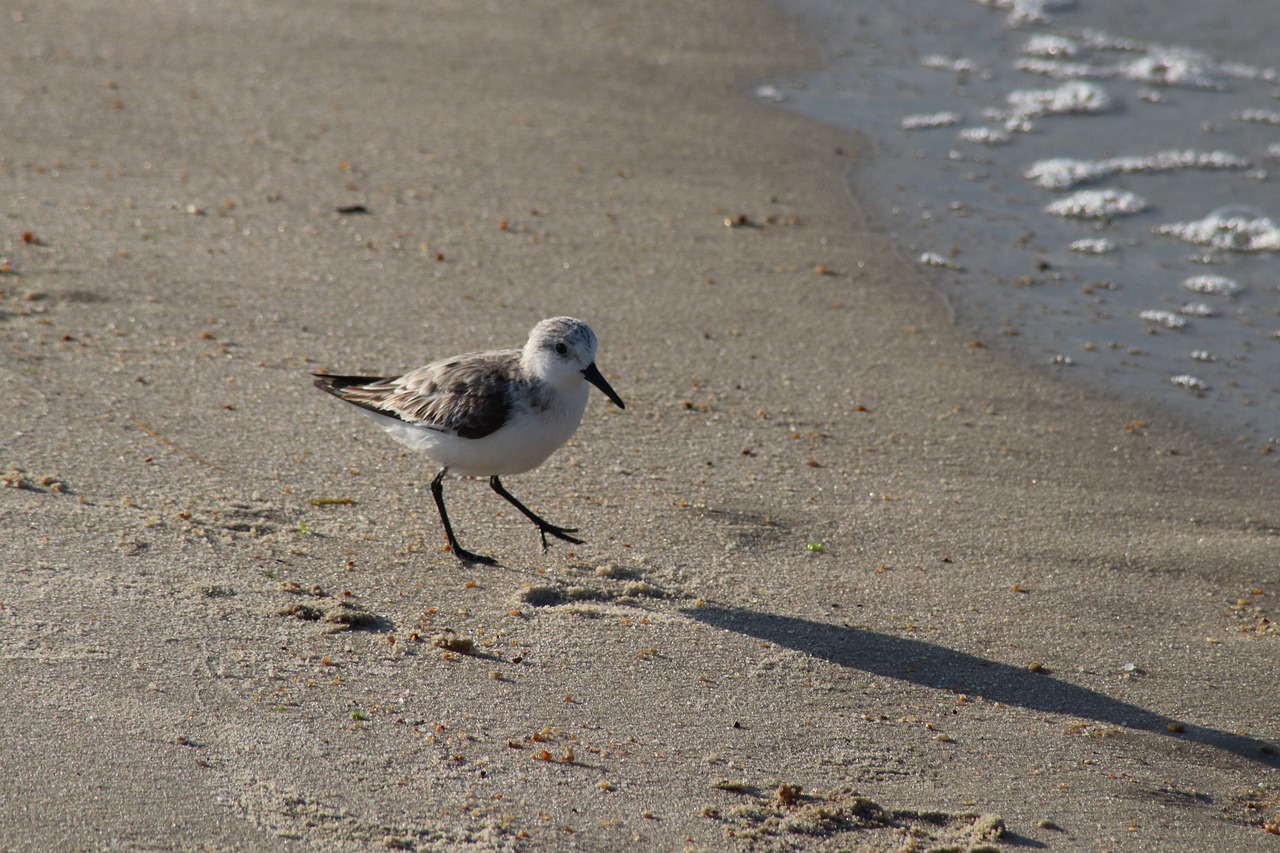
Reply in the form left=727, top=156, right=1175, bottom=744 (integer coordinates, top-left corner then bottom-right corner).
left=554, top=342, right=568, bottom=356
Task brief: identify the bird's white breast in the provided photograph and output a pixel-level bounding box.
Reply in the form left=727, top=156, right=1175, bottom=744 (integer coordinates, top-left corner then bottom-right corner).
left=362, top=380, right=590, bottom=477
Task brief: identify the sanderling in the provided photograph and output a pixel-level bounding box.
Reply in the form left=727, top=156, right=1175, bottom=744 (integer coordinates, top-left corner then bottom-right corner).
left=313, top=317, right=625, bottom=564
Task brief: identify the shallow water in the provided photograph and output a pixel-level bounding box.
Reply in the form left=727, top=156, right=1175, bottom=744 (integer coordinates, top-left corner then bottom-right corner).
left=765, top=0, right=1280, bottom=458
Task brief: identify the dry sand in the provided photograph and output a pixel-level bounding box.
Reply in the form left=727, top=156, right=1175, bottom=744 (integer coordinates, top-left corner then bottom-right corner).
left=2, top=0, right=1278, bottom=850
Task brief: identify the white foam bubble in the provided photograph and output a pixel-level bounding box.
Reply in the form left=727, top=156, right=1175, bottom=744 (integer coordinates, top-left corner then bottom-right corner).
left=1140, top=310, right=1187, bottom=329
left=1182, top=274, right=1242, bottom=296
left=900, top=111, right=962, bottom=130
left=1234, top=109, right=1280, bottom=125
left=969, top=0, right=1076, bottom=26
left=1022, top=34, right=1079, bottom=59
left=1177, top=302, right=1217, bottom=317
left=1008, top=31, right=1278, bottom=92
left=754, top=84, right=787, bottom=103
left=1155, top=210, right=1280, bottom=251
left=1171, top=374, right=1208, bottom=391
left=1070, top=237, right=1116, bottom=253
left=1013, top=57, right=1101, bottom=79
left=958, top=126, right=1011, bottom=145
left=1026, top=158, right=1103, bottom=189
left=984, top=81, right=1112, bottom=133
left=1005, top=81, right=1111, bottom=116
left=1120, top=51, right=1218, bottom=89
left=921, top=55, right=976, bottom=73
left=1045, top=188, right=1148, bottom=218
left=918, top=251, right=961, bottom=269
left=1216, top=62, right=1278, bottom=83
left=1026, top=150, right=1250, bottom=189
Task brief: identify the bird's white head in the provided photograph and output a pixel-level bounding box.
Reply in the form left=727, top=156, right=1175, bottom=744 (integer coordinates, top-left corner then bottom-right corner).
left=523, top=317, right=625, bottom=409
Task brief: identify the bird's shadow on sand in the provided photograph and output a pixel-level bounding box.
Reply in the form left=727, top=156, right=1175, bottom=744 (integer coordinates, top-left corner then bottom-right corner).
left=684, top=604, right=1278, bottom=767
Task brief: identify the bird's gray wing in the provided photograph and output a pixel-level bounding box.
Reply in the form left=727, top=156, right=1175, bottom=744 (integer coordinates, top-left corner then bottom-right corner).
left=312, top=350, right=518, bottom=440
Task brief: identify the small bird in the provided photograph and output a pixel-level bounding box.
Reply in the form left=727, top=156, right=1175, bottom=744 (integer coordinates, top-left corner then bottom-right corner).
left=313, top=317, right=625, bottom=564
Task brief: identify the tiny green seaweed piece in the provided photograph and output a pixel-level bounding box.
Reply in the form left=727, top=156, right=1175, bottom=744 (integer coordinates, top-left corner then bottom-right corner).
left=806, top=542, right=824, bottom=553
left=309, top=497, right=356, bottom=507
left=351, top=710, right=368, bottom=721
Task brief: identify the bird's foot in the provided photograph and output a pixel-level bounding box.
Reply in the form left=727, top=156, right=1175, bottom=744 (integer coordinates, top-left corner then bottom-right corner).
left=447, top=544, right=498, bottom=566
left=538, top=524, right=584, bottom=550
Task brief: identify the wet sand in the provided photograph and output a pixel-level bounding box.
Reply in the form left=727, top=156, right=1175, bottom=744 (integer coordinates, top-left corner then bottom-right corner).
left=2, top=0, right=1278, bottom=850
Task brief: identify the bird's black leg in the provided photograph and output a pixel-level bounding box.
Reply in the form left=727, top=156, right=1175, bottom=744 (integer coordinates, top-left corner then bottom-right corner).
left=489, top=476, right=584, bottom=550
left=431, top=468, right=496, bottom=565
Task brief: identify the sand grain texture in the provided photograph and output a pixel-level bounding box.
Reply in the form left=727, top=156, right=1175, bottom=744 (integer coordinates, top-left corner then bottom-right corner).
left=2, top=0, right=1278, bottom=850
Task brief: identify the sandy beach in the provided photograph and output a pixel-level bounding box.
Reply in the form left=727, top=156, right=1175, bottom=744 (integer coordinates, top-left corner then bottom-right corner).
left=2, top=0, right=1278, bottom=850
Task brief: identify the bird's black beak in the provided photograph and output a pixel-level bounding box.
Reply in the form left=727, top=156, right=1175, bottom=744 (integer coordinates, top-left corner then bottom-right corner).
left=583, top=362, right=625, bottom=409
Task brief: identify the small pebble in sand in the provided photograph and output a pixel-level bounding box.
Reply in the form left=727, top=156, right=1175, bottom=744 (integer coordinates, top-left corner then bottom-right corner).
left=429, top=632, right=475, bottom=654
left=776, top=783, right=803, bottom=805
